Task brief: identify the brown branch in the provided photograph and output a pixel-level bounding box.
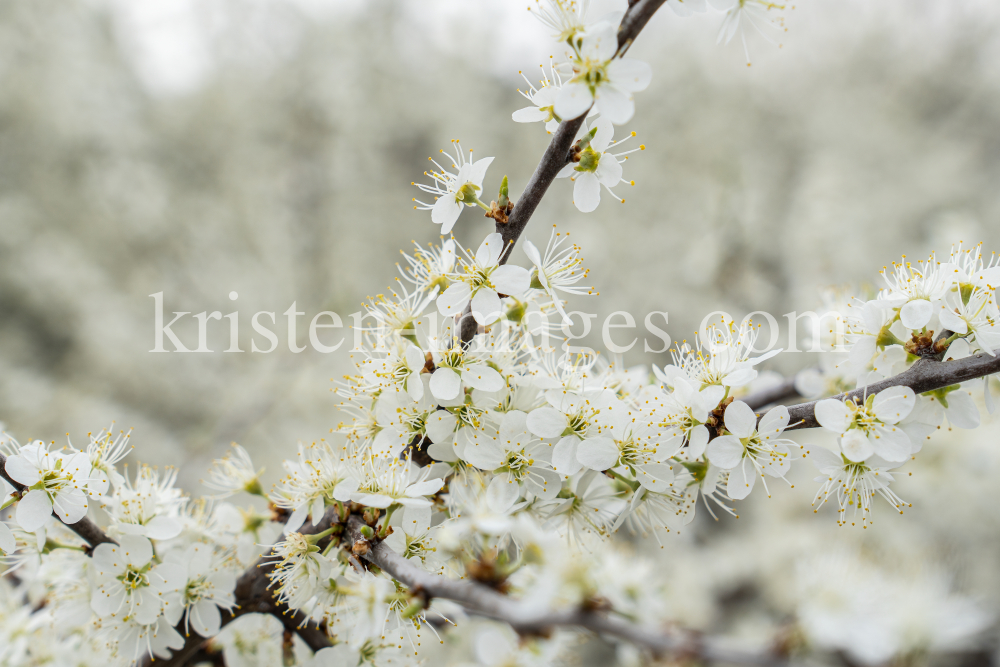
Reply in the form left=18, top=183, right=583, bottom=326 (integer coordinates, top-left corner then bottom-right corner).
left=345, top=516, right=776, bottom=664
left=0, top=451, right=116, bottom=549
left=778, top=350, right=1000, bottom=432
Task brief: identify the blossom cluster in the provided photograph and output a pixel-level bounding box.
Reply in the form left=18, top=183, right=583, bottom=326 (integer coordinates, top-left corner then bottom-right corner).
left=0, top=2, right=997, bottom=666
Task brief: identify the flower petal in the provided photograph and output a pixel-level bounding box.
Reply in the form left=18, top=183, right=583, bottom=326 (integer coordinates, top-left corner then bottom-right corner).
left=486, top=474, right=519, bottom=513
left=431, top=196, right=463, bottom=234
left=436, top=282, right=472, bottom=316
left=573, top=171, right=601, bottom=212
left=477, top=232, right=504, bottom=267
left=706, top=435, right=743, bottom=469
left=872, top=386, right=915, bottom=424
left=840, top=429, right=874, bottom=462
left=606, top=58, right=652, bottom=93
left=727, top=460, right=755, bottom=500
left=554, top=81, right=594, bottom=121
left=429, top=367, right=462, bottom=401
left=593, top=84, right=634, bottom=125
left=470, top=287, right=503, bottom=325
left=552, top=436, right=583, bottom=476
left=723, top=400, right=757, bottom=438
left=576, top=436, right=619, bottom=471
left=15, top=489, right=52, bottom=532
left=491, top=265, right=531, bottom=296
left=900, top=299, right=933, bottom=330
left=815, top=399, right=850, bottom=434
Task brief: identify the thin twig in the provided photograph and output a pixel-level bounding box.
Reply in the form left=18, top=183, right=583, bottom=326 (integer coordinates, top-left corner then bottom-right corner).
left=0, top=452, right=116, bottom=549
left=459, top=0, right=667, bottom=346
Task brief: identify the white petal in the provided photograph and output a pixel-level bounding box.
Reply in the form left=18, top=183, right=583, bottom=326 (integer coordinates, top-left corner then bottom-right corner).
left=477, top=232, right=504, bottom=267
left=436, top=282, right=472, bottom=316
left=606, top=58, right=652, bottom=93
left=900, top=299, right=933, bottom=329
left=591, top=116, right=615, bottom=153
left=758, top=405, right=789, bottom=440
left=556, top=162, right=576, bottom=179
left=405, top=478, right=445, bottom=497
left=938, top=307, right=968, bottom=335
left=431, top=196, right=463, bottom=234
left=429, top=368, right=462, bottom=400
left=552, top=436, right=583, bottom=476
left=576, top=436, right=619, bottom=471
left=635, top=462, right=675, bottom=492
left=848, top=335, right=877, bottom=368
left=524, top=468, right=561, bottom=500
left=687, top=425, right=709, bottom=458
left=840, top=429, right=874, bottom=462
left=809, top=446, right=843, bottom=472
left=191, top=600, right=222, bottom=637
left=120, top=534, right=154, bottom=568
left=872, top=386, right=915, bottom=424
left=0, top=523, right=13, bottom=554
left=595, top=154, right=623, bottom=187
left=869, top=425, right=911, bottom=462
left=143, top=515, right=183, bottom=540
left=526, top=407, right=567, bottom=438
left=51, top=488, right=87, bottom=525
left=491, top=265, right=531, bottom=296
left=4, top=455, right=40, bottom=486
left=573, top=171, right=601, bottom=212
left=461, top=364, right=504, bottom=393
left=15, top=490, right=52, bottom=532
left=722, top=400, right=757, bottom=438
left=593, top=84, right=635, bottom=125
left=471, top=288, right=503, bottom=325
left=486, top=474, right=519, bottom=513
left=727, top=460, right=755, bottom=500
left=468, top=157, right=495, bottom=187
left=706, top=435, right=743, bottom=469
left=945, top=390, right=980, bottom=429
left=402, top=505, right=432, bottom=533
left=815, top=399, right=851, bottom=434
left=425, top=410, right=458, bottom=443
left=405, top=373, right=424, bottom=402
left=512, top=106, right=548, bottom=123
left=523, top=239, right=543, bottom=268
left=554, top=81, right=594, bottom=121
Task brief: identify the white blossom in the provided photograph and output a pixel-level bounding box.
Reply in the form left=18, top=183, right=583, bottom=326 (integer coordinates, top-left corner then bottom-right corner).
left=437, top=232, right=531, bottom=325
left=705, top=401, right=796, bottom=499
left=555, top=24, right=652, bottom=124
left=555, top=116, right=643, bottom=212
left=814, top=387, right=915, bottom=463
left=413, top=141, right=494, bottom=235
left=4, top=440, right=94, bottom=532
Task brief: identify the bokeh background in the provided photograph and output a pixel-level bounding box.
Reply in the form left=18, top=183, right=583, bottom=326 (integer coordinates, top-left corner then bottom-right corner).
left=4, top=0, right=1000, bottom=663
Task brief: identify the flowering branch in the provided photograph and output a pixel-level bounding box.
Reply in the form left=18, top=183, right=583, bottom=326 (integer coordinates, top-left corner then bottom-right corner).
left=0, top=451, right=116, bottom=549
left=455, top=0, right=666, bottom=347
left=346, top=516, right=777, bottom=665
left=782, top=349, right=1000, bottom=432
left=141, top=509, right=340, bottom=667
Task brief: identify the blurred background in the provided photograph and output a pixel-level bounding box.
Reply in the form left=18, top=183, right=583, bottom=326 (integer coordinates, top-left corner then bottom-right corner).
left=3, top=0, right=1000, bottom=663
